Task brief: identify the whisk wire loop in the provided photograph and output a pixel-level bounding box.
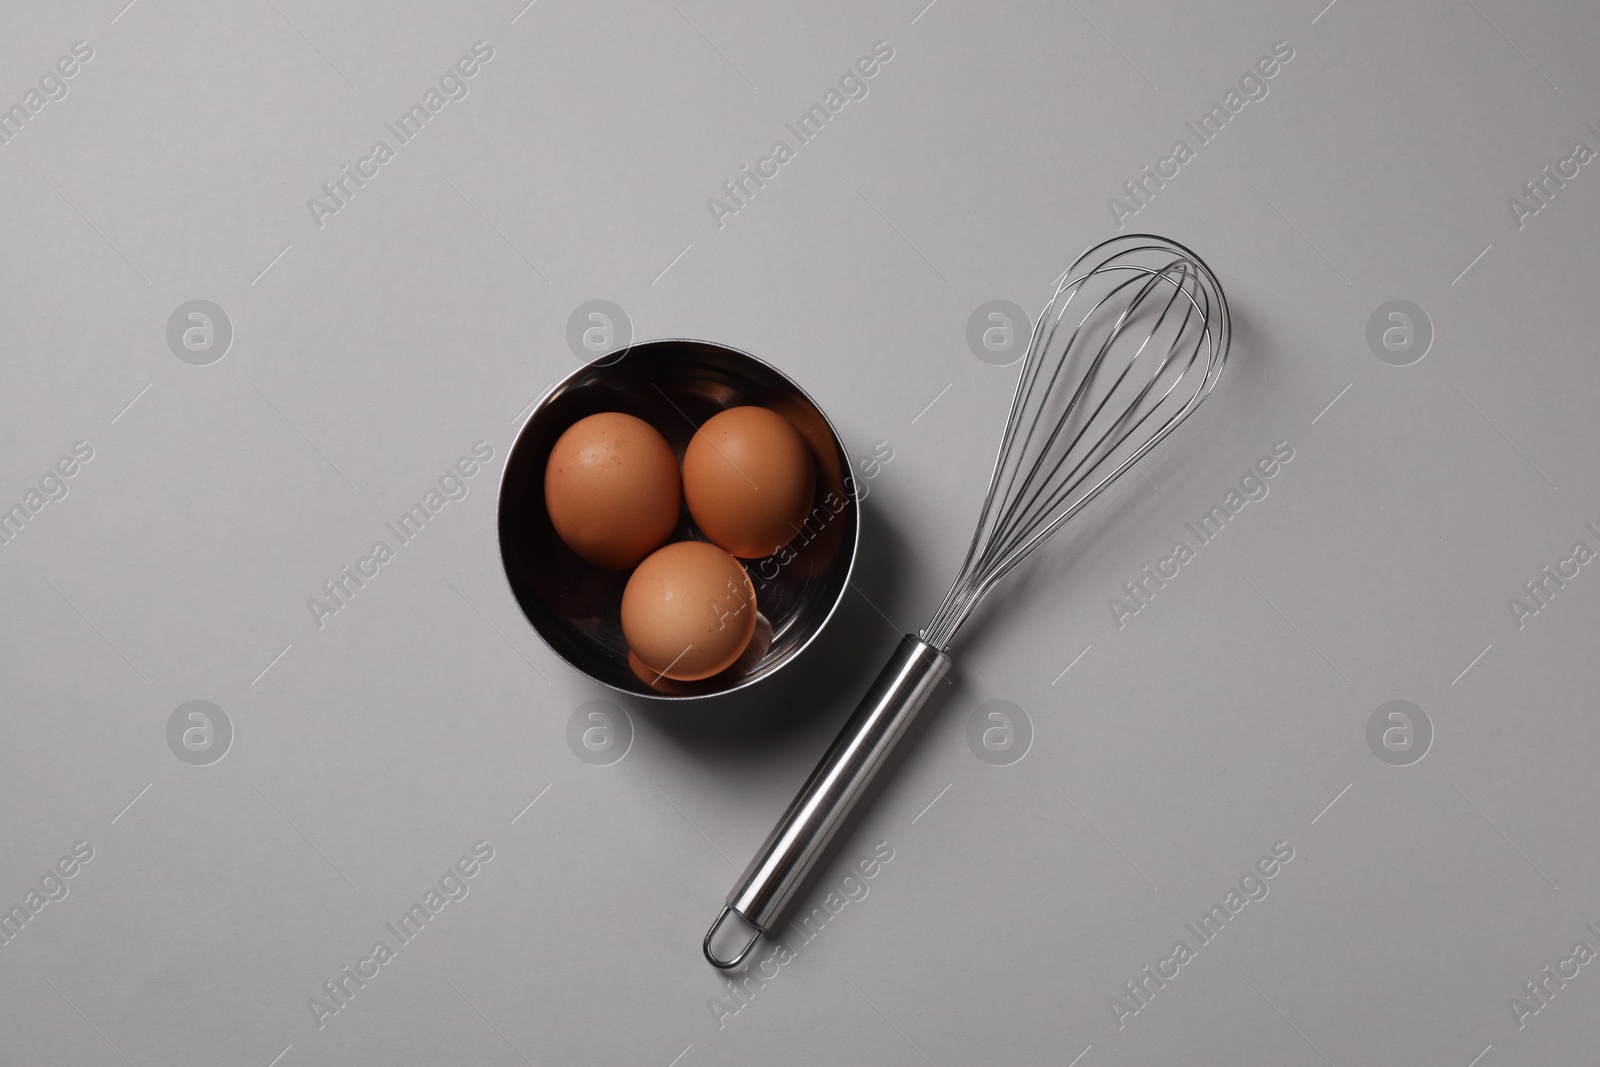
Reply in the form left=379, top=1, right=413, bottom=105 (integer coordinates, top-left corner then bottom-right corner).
left=923, top=235, right=1229, bottom=649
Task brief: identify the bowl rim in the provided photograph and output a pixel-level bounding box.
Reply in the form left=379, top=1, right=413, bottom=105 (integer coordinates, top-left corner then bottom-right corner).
left=494, top=337, right=862, bottom=702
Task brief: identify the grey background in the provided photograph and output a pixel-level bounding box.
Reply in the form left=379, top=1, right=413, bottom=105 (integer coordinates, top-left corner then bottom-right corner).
left=1, top=0, right=1597, bottom=1064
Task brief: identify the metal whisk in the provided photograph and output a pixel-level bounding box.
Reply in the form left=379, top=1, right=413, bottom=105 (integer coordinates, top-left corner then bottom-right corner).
left=704, top=234, right=1230, bottom=967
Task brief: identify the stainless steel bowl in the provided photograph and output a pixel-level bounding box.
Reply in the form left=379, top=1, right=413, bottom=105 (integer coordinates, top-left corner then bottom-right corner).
left=497, top=339, right=860, bottom=700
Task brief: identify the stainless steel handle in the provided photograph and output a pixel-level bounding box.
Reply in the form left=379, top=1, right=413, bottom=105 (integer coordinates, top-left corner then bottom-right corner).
left=703, top=634, right=950, bottom=967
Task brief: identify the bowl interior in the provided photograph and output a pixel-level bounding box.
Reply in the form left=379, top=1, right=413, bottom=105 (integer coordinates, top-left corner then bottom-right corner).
left=498, top=339, right=859, bottom=699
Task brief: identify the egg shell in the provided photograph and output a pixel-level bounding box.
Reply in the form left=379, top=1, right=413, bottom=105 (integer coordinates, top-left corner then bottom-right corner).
left=621, top=541, right=757, bottom=681
left=544, top=412, right=681, bottom=570
left=750, top=392, right=851, bottom=582
left=683, top=406, right=816, bottom=559
left=628, top=611, right=772, bottom=692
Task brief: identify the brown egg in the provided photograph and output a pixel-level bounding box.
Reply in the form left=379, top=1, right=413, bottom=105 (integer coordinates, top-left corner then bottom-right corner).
left=628, top=650, right=696, bottom=695
left=683, top=406, right=816, bottom=559
left=544, top=412, right=680, bottom=569
left=621, top=541, right=757, bottom=681
left=754, top=393, right=849, bottom=582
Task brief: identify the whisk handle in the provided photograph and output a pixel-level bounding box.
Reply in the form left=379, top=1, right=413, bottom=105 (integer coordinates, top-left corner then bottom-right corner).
left=704, top=635, right=950, bottom=967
